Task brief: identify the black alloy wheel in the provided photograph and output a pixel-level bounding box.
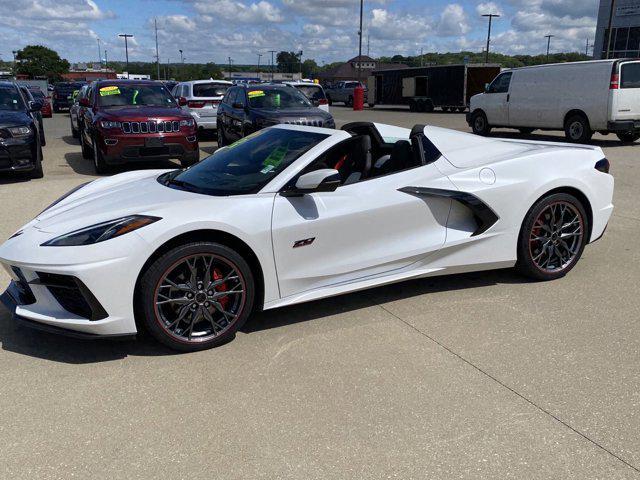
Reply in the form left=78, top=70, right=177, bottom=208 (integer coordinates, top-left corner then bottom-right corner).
left=517, top=193, right=588, bottom=281
left=139, top=242, right=255, bottom=352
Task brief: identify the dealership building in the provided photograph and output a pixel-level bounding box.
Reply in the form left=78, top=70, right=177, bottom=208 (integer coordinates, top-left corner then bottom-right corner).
left=594, top=0, right=640, bottom=58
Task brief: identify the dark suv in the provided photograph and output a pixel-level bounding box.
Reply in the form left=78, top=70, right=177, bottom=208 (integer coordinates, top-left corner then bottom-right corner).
left=0, top=82, right=44, bottom=178
left=80, top=80, right=199, bottom=173
left=216, top=84, right=335, bottom=146
left=52, top=82, right=85, bottom=112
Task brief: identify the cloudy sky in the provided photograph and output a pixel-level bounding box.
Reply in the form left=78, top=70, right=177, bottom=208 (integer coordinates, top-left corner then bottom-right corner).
left=0, top=0, right=600, bottom=65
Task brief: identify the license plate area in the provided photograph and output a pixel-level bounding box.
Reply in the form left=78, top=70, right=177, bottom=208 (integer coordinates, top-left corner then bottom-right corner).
left=145, top=137, right=164, bottom=148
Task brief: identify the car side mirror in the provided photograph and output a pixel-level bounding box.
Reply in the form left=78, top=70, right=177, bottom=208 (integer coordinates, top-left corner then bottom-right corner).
left=79, top=98, right=90, bottom=107
left=282, top=169, right=341, bottom=197
left=178, top=96, right=188, bottom=106
left=29, top=100, right=43, bottom=112
left=484, top=83, right=490, bottom=93
left=232, top=102, right=244, bottom=110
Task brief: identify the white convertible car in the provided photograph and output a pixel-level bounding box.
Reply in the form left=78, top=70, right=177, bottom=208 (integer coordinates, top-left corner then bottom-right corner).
left=0, top=123, right=614, bottom=351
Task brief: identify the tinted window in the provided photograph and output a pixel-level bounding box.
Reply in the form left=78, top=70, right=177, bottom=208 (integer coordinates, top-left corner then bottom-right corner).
left=164, top=128, right=329, bottom=196
left=226, top=88, right=238, bottom=105
left=0, top=85, right=26, bottom=111
left=295, top=85, right=326, bottom=101
left=621, top=63, right=640, bottom=89
left=97, top=84, right=176, bottom=107
left=193, top=83, right=230, bottom=97
left=246, top=87, right=311, bottom=109
left=488, top=73, right=512, bottom=94
left=29, top=89, right=45, bottom=100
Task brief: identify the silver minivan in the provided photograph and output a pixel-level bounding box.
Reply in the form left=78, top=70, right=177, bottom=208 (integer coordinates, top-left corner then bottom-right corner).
left=172, top=80, right=233, bottom=131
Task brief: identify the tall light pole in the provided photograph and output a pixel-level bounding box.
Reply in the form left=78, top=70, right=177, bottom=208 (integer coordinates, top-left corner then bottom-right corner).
left=97, top=38, right=101, bottom=66
left=545, top=34, right=554, bottom=62
left=12, top=50, right=17, bottom=75
left=357, top=0, right=363, bottom=83
left=298, top=50, right=303, bottom=78
left=119, top=34, right=133, bottom=79
left=228, top=56, right=233, bottom=78
left=269, top=50, right=276, bottom=81
left=257, top=53, right=262, bottom=76
left=154, top=18, right=160, bottom=80
left=482, top=13, right=500, bottom=64
left=179, top=49, right=184, bottom=64
left=104, top=49, right=108, bottom=69
left=605, top=0, right=617, bottom=59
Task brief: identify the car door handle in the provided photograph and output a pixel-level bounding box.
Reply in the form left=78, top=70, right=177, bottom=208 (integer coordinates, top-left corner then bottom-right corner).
left=507, top=94, right=510, bottom=102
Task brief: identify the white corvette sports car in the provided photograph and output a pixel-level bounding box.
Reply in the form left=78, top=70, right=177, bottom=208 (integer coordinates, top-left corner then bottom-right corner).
left=0, top=123, right=613, bottom=351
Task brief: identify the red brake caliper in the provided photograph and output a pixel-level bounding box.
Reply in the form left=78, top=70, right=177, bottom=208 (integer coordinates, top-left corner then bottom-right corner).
left=212, top=268, right=229, bottom=309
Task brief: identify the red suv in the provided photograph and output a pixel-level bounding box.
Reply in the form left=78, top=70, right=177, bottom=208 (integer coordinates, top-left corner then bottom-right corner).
left=79, top=80, right=199, bottom=173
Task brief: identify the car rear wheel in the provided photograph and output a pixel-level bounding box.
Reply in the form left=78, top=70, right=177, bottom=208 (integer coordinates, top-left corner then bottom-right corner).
left=564, top=114, right=593, bottom=143
left=138, top=242, right=255, bottom=352
left=517, top=193, right=588, bottom=281
left=80, top=129, right=92, bottom=159
left=616, top=131, right=640, bottom=143
left=346, top=95, right=353, bottom=107
left=471, top=111, right=491, bottom=136
left=217, top=126, right=227, bottom=147
left=71, top=119, right=79, bottom=139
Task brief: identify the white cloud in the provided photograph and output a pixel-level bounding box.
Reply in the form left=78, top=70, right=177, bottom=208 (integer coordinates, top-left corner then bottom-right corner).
left=476, top=2, right=503, bottom=16
left=437, top=4, right=470, bottom=36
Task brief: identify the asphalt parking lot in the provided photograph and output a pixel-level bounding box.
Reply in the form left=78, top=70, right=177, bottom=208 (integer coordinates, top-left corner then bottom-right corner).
left=1, top=107, right=639, bottom=479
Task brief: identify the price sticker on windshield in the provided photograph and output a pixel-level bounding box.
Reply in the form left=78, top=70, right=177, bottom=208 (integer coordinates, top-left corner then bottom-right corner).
left=100, top=86, right=121, bottom=96
left=248, top=90, right=265, bottom=98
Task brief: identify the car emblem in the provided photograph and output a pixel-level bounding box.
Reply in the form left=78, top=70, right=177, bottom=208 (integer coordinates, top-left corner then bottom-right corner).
left=293, top=237, right=315, bottom=248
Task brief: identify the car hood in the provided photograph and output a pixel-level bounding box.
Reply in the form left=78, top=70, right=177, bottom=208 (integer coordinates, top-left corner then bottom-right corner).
left=100, top=106, right=189, bottom=119
left=424, top=125, right=601, bottom=169
left=0, top=110, right=31, bottom=127
left=32, top=170, right=194, bottom=234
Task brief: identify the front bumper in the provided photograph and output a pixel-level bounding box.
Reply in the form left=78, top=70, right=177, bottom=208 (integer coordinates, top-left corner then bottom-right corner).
left=0, top=136, right=38, bottom=172
left=95, top=131, right=199, bottom=165
left=607, top=120, right=640, bottom=132
left=0, top=225, right=149, bottom=337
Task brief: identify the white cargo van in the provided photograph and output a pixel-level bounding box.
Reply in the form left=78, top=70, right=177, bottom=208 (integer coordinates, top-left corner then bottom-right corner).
left=468, top=59, right=640, bottom=143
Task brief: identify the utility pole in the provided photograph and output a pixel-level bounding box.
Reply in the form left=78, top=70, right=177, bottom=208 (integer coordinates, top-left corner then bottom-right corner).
left=97, top=38, right=101, bottom=66
left=228, top=56, right=232, bottom=79
left=118, top=34, right=133, bottom=78
left=367, top=34, right=370, bottom=57
left=12, top=50, right=17, bottom=75
left=179, top=49, right=184, bottom=64
left=357, top=0, right=363, bottom=83
left=257, top=53, right=262, bottom=74
left=545, top=34, right=554, bottom=62
left=420, top=47, right=424, bottom=67
left=586, top=38, right=590, bottom=56
left=269, top=50, right=276, bottom=81
left=104, top=49, right=108, bottom=69
left=154, top=18, right=160, bottom=80
left=606, top=0, right=617, bottom=59
left=482, top=13, right=500, bottom=64
left=298, top=50, right=303, bottom=78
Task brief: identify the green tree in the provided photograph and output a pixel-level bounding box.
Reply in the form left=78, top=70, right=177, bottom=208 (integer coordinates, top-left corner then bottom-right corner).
left=276, top=51, right=302, bottom=73
left=15, top=45, right=70, bottom=81
left=301, top=59, right=319, bottom=78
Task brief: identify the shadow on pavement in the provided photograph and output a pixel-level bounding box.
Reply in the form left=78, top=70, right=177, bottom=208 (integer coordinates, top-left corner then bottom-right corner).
left=0, top=268, right=527, bottom=364
left=0, top=172, right=33, bottom=185
left=61, top=135, right=79, bottom=146
left=64, top=151, right=179, bottom=177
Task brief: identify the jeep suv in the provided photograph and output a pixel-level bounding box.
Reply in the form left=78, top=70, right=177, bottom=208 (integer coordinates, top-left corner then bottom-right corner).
left=80, top=80, right=199, bottom=173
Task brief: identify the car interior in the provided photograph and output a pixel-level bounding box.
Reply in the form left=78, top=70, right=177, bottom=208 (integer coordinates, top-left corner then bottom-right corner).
left=298, top=122, right=438, bottom=187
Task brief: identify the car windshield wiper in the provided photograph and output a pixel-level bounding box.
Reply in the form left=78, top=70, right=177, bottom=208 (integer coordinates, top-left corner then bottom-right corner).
left=166, top=177, right=199, bottom=192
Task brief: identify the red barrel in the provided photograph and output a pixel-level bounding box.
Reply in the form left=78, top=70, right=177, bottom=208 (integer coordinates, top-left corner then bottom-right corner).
left=353, top=85, right=364, bottom=111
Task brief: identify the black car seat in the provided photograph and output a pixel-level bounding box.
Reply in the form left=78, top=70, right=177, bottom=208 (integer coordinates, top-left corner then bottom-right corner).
left=373, top=140, right=413, bottom=176
left=342, top=135, right=372, bottom=185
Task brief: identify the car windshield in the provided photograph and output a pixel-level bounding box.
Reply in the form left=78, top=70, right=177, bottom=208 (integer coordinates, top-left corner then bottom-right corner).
left=97, top=84, right=176, bottom=107
left=193, top=83, right=230, bottom=97
left=247, top=87, right=312, bottom=109
left=0, top=86, right=25, bottom=111
left=161, top=128, right=329, bottom=196
left=294, top=85, right=326, bottom=102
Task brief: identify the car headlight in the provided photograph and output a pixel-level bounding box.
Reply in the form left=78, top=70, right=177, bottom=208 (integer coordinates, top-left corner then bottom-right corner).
left=324, top=118, right=335, bottom=129
left=41, top=215, right=161, bottom=247
left=38, top=181, right=92, bottom=216
left=180, top=119, right=195, bottom=127
left=7, top=126, right=32, bottom=138
left=100, top=120, right=122, bottom=130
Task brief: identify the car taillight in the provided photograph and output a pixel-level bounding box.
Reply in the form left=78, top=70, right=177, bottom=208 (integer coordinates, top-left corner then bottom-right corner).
left=595, top=158, right=610, bottom=173
left=188, top=101, right=205, bottom=108
left=318, top=99, right=328, bottom=105
left=610, top=73, right=619, bottom=89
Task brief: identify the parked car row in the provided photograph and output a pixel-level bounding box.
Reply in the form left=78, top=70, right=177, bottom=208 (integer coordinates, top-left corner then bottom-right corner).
left=0, top=81, right=45, bottom=178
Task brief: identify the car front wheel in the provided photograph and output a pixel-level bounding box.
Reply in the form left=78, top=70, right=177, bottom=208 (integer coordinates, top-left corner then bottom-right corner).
left=471, top=111, right=491, bottom=136
left=564, top=114, right=592, bottom=143
left=517, top=193, right=589, bottom=281
left=92, top=137, right=108, bottom=174
left=138, top=242, right=255, bottom=352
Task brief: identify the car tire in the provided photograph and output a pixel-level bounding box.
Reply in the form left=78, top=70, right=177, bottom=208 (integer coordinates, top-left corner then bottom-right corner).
left=516, top=192, right=589, bottom=281
left=442, top=107, right=450, bottom=113
left=81, top=129, right=92, bottom=159
left=564, top=114, right=593, bottom=143
left=519, top=128, right=535, bottom=135
left=457, top=107, right=466, bottom=113
left=71, top=119, right=79, bottom=139
left=327, top=95, right=333, bottom=106
left=616, top=131, right=640, bottom=143
left=138, top=241, right=255, bottom=352
left=425, top=101, right=435, bottom=113
left=346, top=95, right=353, bottom=107
left=471, top=111, right=491, bottom=136
left=217, top=125, right=227, bottom=147
left=92, top=137, right=109, bottom=174
left=180, top=155, right=198, bottom=168
left=31, top=146, right=44, bottom=179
